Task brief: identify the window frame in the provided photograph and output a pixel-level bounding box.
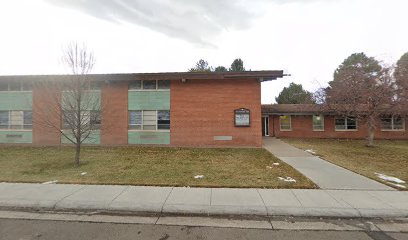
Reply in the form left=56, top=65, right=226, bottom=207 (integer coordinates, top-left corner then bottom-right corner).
left=312, top=114, right=325, bottom=131
left=279, top=115, right=292, bottom=131
left=128, top=80, right=170, bottom=91
left=128, top=110, right=170, bottom=132
left=381, top=116, right=405, bottom=131
left=0, top=110, right=32, bottom=131
left=0, top=81, right=32, bottom=92
left=335, top=116, right=358, bottom=131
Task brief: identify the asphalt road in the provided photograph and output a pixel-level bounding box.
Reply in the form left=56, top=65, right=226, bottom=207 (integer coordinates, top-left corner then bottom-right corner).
left=0, top=218, right=407, bottom=240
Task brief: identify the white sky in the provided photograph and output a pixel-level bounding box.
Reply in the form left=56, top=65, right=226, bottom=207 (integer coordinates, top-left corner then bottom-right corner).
left=0, top=0, right=407, bottom=103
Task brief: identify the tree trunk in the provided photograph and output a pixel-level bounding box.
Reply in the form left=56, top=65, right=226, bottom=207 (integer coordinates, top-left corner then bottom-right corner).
left=75, top=142, right=81, bottom=167
left=367, top=117, right=375, bottom=147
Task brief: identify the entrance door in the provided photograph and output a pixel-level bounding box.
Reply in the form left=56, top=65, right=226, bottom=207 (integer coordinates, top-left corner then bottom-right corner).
left=261, top=116, right=269, bottom=136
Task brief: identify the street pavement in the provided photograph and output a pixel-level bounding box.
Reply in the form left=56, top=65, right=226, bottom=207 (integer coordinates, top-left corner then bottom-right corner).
left=262, top=137, right=394, bottom=190
left=0, top=182, right=407, bottom=218
left=1, top=216, right=407, bottom=240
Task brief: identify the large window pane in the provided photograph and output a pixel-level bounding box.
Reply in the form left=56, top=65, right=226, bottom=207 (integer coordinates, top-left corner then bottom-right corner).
left=23, top=111, right=32, bottom=129
left=22, top=81, right=33, bottom=91
left=381, top=117, right=393, bottom=130
left=10, top=111, right=23, bottom=129
left=143, top=80, right=156, bottom=90
left=157, top=110, right=170, bottom=130
left=346, top=117, right=357, bottom=129
left=393, top=116, right=404, bottom=130
left=313, top=115, right=324, bottom=130
left=143, top=110, right=156, bottom=130
left=335, top=118, right=346, bottom=130
left=280, top=115, right=291, bottom=130
left=129, top=111, right=142, bottom=129
left=158, top=80, right=170, bottom=89
left=8, top=81, right=20, bottom=91
left=129, top=80, right=141, bottom=90
left=0, top=81, right=8, bottom=91
left=90, top=111, right=101, bottom=129
left=0, top=111, right=9, bottom=129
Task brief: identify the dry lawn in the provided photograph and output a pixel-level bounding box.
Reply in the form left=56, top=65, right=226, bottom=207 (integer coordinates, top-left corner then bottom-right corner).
left=0, top=146, right=316, bottom=189
left=282, top=138, right=408, bottom=190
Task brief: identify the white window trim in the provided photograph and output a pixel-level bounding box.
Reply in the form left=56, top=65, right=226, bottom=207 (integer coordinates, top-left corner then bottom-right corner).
left=128, top=80, right=170, bottom=91
left=279, top=115, right=292, bottom=131
left=128, top=110, right=170, bottom=132
left=312, top=115, right=325, bottom=131
left=381, top=116, right=406, bottom=131
left=335, top=117, right=358, bottom=131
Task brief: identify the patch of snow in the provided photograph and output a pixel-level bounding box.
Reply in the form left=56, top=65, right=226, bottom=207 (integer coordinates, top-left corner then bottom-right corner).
left=388, top=182, right=406, bottom=189
left=81, top=172, right=87, bottom=176
left=375, top=173, right=406, bottom=184
left=278, top=177, right=296, bottom=183
left=272, top=163, right=280, bottom=166
left=42, top=180, right=58, bottom=184
left=305, top=149, right=316, bottom=154
left=194, top=175, right=204, bottom=179
left=266, top=166, right=273, bottom=169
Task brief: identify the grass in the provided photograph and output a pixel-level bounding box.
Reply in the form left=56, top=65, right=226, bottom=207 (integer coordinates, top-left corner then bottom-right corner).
left=282, top=138, right=408, bottom=190
left=0, top=146, right=316, bottom=189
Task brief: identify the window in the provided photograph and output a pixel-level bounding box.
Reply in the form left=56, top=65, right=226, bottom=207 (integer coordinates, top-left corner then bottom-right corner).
left=128, top=80, right=170, bottom=90
left=0, top=111, right=32, bottom=129
left=128, top=110, right=170, bottom=131
left=23, top=111, right=32, bottom=129
left=381, top=116, right=405, bottom=130
left=0, top=111, right=9, bottom=129
left=280, top=115, right=291, bottom=131
left=0, top=81, right=8, bottom=91
left=90, top=111, right=101, bottom=129
left=143, top=80, right=156, bottom=90
left=335, top=117, right=357, bottom=130
left=62, top=110, right=101, bottom=130
left=129, top=111, right=142, bottom=129
left=157, top=110, right=170, bottom=129
left=143, top=110, right=156, bottom=130
left=0, top=81, right=32, bottom=91
left=129, top=80, right=141, bottom=90
left=90, top=81, right=102, bottom=90
left=9, top=81, right=21, bottom=91
left=157, top=80, right=170, bottom=89
left=312, top=115, right=324, bottom=131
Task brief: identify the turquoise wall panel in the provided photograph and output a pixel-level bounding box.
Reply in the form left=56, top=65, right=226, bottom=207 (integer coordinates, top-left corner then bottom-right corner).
left=128, top=131, right=170, bottom=144
left=0, top=92, right=32, bottom=110
left=128, top=91, right=170, bottom=110
left=61, top=91, right=101, bottom=110
left=61, top=130, right=101, bottom=144
left=0, top=131, right=32, bottom=143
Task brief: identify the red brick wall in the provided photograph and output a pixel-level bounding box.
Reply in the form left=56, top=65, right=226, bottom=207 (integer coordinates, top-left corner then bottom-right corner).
left=32, top=85, right=61, bottom=145
left=170, top=79, right=262, bottom=147
left=269, top=115, right=408, bottom=139
left=101, top=81, right=128, bottom=145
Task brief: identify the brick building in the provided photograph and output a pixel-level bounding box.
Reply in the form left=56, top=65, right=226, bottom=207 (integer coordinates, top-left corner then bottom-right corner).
left=262, top=104, right=408, bottom=139
left=0, top=71, right=284, bottom=147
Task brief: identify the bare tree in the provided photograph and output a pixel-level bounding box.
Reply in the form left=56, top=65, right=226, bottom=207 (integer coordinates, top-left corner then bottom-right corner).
left=33, top=42, right=101, bottom=166
left=325, top=53, right=398, bottom=146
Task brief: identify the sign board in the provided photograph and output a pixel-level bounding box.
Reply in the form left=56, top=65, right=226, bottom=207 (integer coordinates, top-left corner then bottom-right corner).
left=234, top=108, right=250, bottom=127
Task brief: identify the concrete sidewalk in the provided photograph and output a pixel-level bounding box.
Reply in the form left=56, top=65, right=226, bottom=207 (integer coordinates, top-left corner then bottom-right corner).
left=263, top=138, right=394, bottom=191
left=0, top=182, right=407, bottom=218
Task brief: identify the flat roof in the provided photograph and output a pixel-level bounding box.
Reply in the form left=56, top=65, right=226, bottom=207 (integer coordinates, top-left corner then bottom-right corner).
left=0, top=70, right=285, bottom=82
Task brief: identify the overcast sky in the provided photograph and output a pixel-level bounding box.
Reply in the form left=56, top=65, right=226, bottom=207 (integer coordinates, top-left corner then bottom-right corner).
left=0, top=0, right=407, bottom=103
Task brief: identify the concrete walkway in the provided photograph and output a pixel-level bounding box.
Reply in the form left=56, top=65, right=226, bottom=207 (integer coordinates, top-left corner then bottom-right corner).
left=262, top=138, right=394, bottom=191
left=0, top=182, right=407, bottom=218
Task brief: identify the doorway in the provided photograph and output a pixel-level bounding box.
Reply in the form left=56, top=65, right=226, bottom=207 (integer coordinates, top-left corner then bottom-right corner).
left=262, top=116, right=269, bottom=136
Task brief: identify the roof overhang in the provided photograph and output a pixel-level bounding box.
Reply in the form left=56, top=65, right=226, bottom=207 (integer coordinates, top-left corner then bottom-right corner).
left=0, top=70, right=285, bottom=82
